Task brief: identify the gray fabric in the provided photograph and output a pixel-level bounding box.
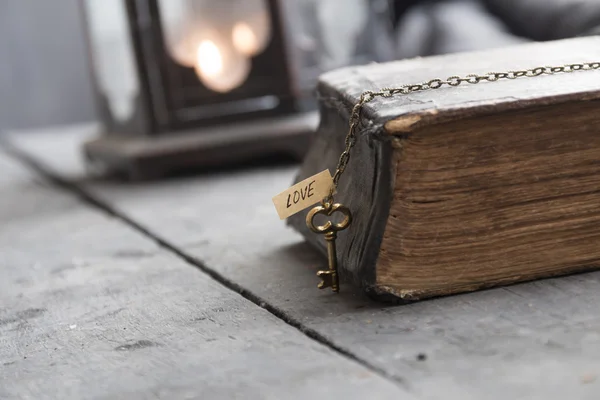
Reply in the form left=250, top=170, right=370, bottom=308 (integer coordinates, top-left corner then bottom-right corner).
left=395, top=0, right=525, bottom=59
left=393, top=0, right=600, bottom=59
left=483, top=0, right=600, bottom=40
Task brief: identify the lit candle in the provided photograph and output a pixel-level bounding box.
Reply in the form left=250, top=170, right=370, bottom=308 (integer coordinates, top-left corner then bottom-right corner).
left=195, top=32, right=251, bottom=93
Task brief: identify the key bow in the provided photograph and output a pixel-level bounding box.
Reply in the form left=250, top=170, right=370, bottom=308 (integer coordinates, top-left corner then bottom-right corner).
left=306, top=203, right=352, bottom=235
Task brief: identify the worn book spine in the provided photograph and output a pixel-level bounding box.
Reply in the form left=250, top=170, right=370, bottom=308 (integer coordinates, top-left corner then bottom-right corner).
left=288, top=75, right=396, bottom=294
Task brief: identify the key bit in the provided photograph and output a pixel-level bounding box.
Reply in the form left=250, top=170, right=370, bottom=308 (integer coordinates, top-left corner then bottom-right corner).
left=317, top=270, right=335, bottom=291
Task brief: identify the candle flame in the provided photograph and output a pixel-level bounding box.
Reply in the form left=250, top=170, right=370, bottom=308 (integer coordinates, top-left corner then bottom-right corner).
left=196, top=40, right=223, bottom=77
left=232, top=22, right=260, bottom=56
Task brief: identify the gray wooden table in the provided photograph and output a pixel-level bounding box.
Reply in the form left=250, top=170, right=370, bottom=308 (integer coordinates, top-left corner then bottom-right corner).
left=2, top=125, right=600, bottom=399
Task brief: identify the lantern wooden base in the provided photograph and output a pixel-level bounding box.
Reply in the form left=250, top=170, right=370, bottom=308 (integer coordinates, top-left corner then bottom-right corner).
left=83, top=112, right=317, bottom=180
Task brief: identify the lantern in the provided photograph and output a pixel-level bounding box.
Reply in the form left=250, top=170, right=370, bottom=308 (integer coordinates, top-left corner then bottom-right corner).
left=81, top=0, right=394, bottom=179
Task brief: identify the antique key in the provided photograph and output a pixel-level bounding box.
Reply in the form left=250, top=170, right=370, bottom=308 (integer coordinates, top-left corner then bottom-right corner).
left=306, top=203, right=352, bottom=293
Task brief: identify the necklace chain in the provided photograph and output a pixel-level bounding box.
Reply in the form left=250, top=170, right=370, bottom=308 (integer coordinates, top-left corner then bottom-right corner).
left=323, top=61, right=600, bottom=206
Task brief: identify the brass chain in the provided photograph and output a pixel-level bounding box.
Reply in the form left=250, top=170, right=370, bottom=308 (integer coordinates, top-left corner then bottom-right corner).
left=323, top=61, right=600, bottom=206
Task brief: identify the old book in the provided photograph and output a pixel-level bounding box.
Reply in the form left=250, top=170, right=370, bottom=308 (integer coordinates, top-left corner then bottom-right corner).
left=288, top=37, right=600, bottom=301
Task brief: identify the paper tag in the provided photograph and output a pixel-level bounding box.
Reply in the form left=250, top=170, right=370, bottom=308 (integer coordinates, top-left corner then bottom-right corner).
left=272, top=170, right=334, bottom=220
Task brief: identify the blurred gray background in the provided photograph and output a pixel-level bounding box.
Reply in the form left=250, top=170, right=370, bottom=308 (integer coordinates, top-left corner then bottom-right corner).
left=1, top=0, right=595, bottom=131
left=0, top=0, right=96, bottom=130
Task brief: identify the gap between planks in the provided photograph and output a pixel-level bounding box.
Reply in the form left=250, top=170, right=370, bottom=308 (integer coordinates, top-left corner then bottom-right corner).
left=0, top=140, right=408, bottom=391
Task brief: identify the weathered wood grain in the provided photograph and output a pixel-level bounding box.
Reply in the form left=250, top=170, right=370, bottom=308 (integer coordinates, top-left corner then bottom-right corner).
left=0, top=147, right=407, bottom=399
left=8, top=128, right=600, bottom=399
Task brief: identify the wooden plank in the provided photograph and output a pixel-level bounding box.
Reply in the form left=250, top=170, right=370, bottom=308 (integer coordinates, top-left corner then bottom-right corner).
left=8, top=127, right=600, bottom=398
left=0, top=147, right=406, bottom=399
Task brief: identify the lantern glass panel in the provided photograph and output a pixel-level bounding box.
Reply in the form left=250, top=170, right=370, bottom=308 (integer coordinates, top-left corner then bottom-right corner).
left=83, top=0, right=140, bottom=123
left=158, top=0, right=274, bottom=93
